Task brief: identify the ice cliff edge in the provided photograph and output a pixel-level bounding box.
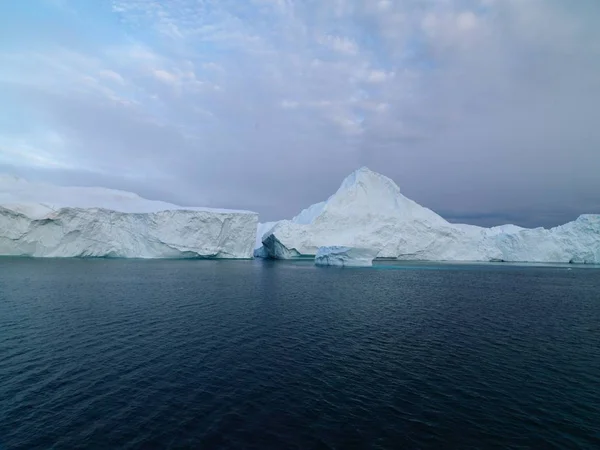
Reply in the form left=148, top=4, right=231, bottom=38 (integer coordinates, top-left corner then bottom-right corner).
left=258, top=167, right=600, bottom=264
left=0, top=176, right=257, bottom=258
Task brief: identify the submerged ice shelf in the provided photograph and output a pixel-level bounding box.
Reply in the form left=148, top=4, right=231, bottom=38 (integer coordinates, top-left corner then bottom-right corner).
left=256, top=168, right=600, bottom=264
left=315, top=246, right=378, bottom=267
left=0, top=175, right=257, bottom=259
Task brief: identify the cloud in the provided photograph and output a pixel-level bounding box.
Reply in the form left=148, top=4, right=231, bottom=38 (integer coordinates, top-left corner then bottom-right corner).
left=98, top=69, right=125, bottom=85
left=1, top=0, right=599, bottom=227
left=280, top=100, right=299, bottom=109
left=365, top=69, right=394, bottom=83
left=317, top=34, right=359, bottom=55
left=153, top=69, right=179, bottom=85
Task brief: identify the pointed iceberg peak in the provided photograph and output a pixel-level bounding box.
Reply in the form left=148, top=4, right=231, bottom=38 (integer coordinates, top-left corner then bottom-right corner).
left=286, top=167, right=407, bottom=226
left=353, top=166, right=375, bottom=174
left=342, top=166, right=379, bottom=182
left=337, top=166, right=402, bottom=197
left=323, top=167, right=411, bottom=218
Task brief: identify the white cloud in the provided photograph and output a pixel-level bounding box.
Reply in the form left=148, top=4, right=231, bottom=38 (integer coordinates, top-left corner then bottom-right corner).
left=153, top=69, right=179, bottom=85
left=377, top=1, right=392, bottom=12
left=99, top=69, right=125, bottom=85
left=317, top=34, right=359, bottom=55
left=0, top=132, right=75, bottom=170
left=202, top=62, right=224, bottom=72
left=422, top=10, right=479, bottom=42
left=1, top=0, right=599, bottom=225
left=329, top=113, right=363, bottom=135
left=365, top=69, right=395, bottom=84
left=456, top=11, right=477, bottom=31
left=280, top=100, right=299, bottom=109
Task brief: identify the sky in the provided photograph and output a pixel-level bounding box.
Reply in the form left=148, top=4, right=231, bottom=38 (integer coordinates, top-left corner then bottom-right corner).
left=1, top=0, right=599, bottom=227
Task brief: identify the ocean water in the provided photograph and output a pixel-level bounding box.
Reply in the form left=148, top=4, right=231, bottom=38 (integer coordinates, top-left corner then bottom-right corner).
left=1, top=258, right=599, bottom=449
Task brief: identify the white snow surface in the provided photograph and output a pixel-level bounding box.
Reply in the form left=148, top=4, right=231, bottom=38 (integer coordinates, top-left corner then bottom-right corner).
left=315, top=246, right=379, bottom=267
left=260, top=167, right=600, bottom=264
left=0, top=175, right=258, bottom=258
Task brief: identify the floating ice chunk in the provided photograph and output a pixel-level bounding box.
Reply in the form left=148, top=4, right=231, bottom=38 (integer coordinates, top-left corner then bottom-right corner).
left=315, top=246, right=379, bottom=267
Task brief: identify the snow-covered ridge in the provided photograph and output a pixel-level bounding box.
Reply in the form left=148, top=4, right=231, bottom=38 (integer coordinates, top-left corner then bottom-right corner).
left=257, top=167, right=600, bottom=264
left=0, top=175, right=254, bottom=218
left=0, top=175, right=257, bottom=259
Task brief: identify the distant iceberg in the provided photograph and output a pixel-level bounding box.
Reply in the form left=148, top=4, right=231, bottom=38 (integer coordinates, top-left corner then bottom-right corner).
left=257, top=167, right=600, bottom=264
left=0, top=175, right=257, bottom=259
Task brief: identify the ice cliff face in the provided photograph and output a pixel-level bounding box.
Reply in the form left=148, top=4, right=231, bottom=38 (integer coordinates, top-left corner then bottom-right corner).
left=0, top=176, right=257, bottom=259
left=253, top=221, right=278, bottom=258
left=259, top=167, right=600, bottom=264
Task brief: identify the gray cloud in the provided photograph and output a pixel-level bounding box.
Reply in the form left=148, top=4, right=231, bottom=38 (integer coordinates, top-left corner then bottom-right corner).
left=1, top=0, right=599, bottom=227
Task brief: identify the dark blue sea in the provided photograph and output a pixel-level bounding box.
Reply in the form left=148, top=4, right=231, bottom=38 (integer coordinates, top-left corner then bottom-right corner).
left=1, top=258, right=599, bottom=449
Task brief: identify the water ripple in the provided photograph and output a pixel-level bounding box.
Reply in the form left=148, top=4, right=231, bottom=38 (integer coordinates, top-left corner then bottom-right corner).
left=0, top=258, right=599, bottom=449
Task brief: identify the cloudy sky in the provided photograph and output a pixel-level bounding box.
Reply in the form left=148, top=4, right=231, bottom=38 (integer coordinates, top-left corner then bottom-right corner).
left=1, top=0, right=599, bottom=227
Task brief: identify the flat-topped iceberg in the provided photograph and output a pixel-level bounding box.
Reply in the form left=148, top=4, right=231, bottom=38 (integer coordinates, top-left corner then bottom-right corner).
left=258, top=167, right=600, bottom=264
left=315, top=246, right=379, bottom=267
left=0, top=175, right=257, bottom=259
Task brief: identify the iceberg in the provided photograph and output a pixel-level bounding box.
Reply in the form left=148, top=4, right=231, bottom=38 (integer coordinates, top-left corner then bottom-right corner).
left=253, top=201, right=330, bottom=258
left=253, top=221, right=278, bottom=258
left=259, top=167, right=600, bottom=264
left=0, top=175, right=258, bottom=258
left=315, top=246, right=379, bottom=267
